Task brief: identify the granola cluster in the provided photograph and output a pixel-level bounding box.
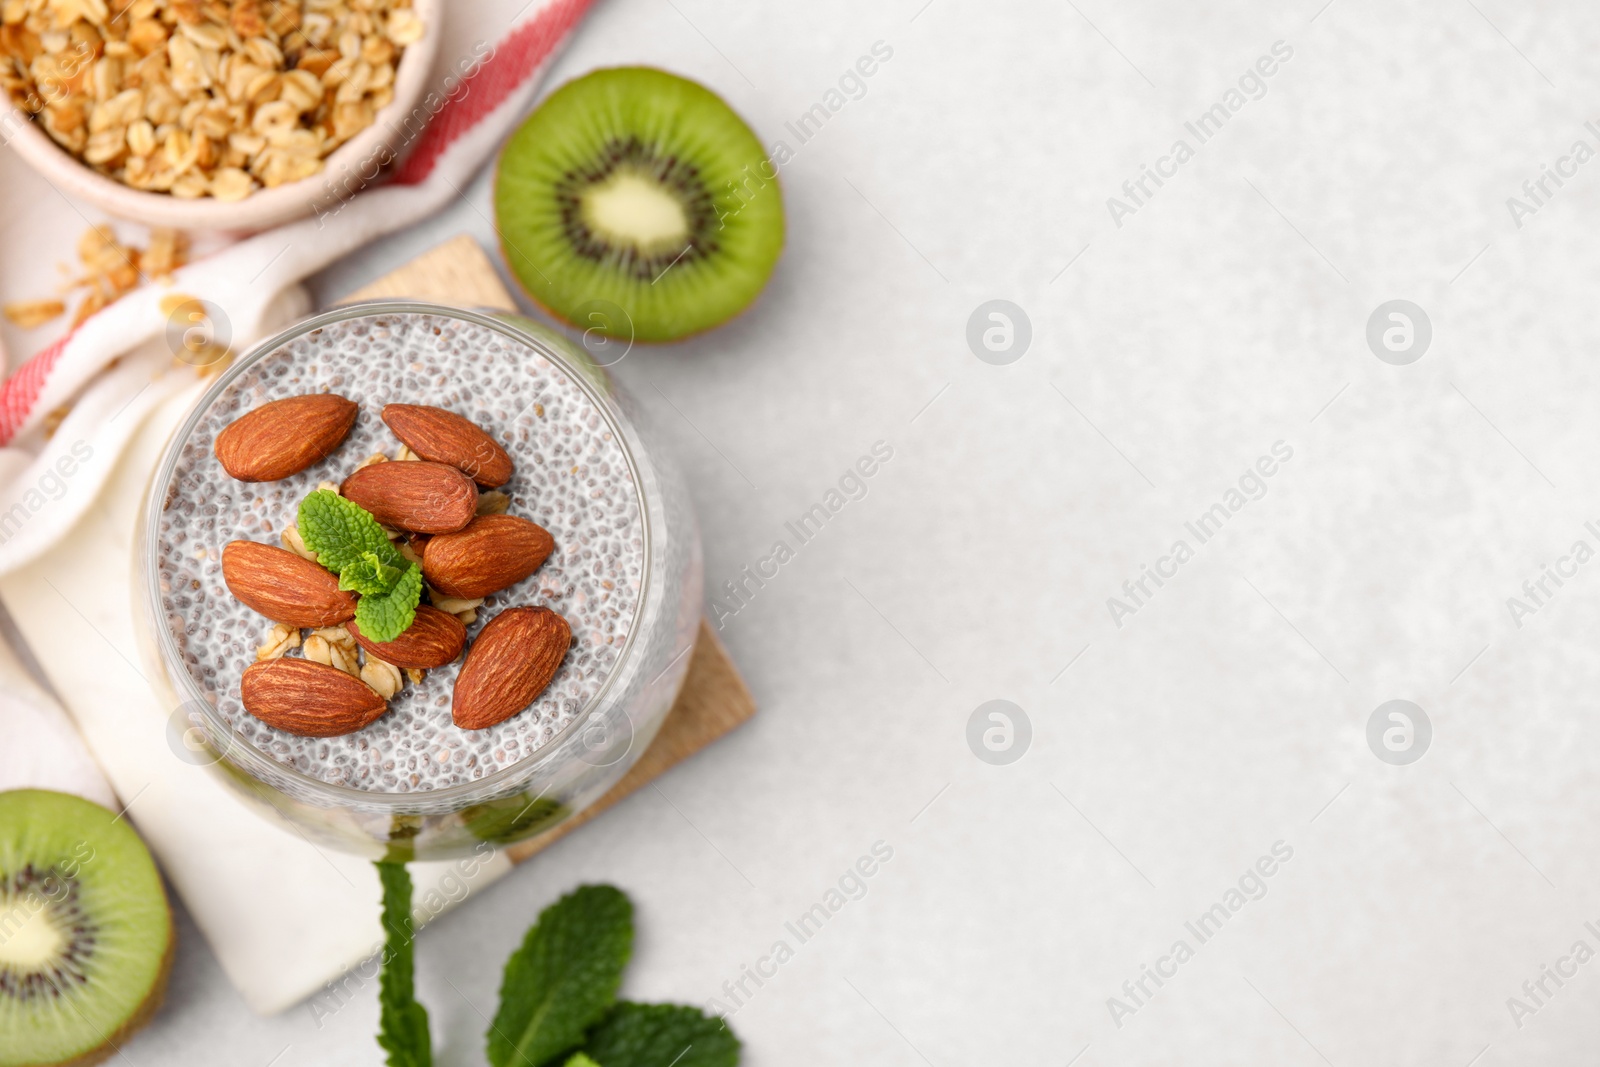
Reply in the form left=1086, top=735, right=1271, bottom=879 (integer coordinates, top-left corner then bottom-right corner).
left=0, top=0, right=420, bottom=200
left=2, top=222, right=186, bottom=332
left=255, top=621, right=419, bottom=698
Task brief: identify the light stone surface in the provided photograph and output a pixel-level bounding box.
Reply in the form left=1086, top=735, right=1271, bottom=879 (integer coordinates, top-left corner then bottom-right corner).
left=12, top=0, right=1600, bottom=1064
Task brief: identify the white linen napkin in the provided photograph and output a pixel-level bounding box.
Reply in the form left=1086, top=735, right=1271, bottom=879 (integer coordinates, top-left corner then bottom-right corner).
left=0, top=628, right=115, bottom=811
left=0, top=0, right=598, bottom=1013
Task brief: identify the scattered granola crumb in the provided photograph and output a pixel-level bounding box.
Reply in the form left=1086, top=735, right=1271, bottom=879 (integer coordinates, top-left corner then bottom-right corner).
left=69, top=225, right=189, bottom=326
left=40, top=405, right=71, bottom=439
left=361, top=656, right=404, bottom=699
left=8, top=225, right=190, bottom=342
left=2, top=299, right=65, bottom=329
left=475, top=490, right=509, bottom=516
left=195, top=352, right=234, bottom=378
left=427, top=587, right=483, bottom=621
left=255, top=622, right=300, bottom=661
left=305, top=624, right=360, bottom=678
left=281, top=524, right=316, bottom=561
left=157, top=292, right=194, bottom=318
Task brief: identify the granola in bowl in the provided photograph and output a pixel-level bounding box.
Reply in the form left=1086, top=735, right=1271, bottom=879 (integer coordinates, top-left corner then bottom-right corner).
left=0, top=0, right=422, bottom=200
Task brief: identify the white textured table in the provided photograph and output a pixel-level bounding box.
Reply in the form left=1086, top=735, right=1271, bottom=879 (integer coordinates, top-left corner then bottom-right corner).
left=28, top=0, right=1600, bottom=1063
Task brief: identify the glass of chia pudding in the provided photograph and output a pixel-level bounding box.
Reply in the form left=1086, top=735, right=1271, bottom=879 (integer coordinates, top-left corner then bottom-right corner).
left=136, top=302, right=702, bottom=859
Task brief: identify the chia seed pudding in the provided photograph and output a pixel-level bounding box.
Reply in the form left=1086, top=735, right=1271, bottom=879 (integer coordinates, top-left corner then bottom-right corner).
left=155, top=311, right=645, bottom=792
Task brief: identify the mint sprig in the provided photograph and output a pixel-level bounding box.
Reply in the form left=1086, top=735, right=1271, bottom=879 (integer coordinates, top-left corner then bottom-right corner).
left=376, top=862, right=432, bottom=1067
left=341, top=550, right=403, bottom=595
left=579, top=1003, right=740, bottom=1067
left=355, top=565, right=423, bottom=644
left=371, top=873, right=737, bottom=1067
left=487, top=885, right=633, bottom=1067
left=297, top=489, right=421, bottom=642
left=298, top=489, right=402, bottom=573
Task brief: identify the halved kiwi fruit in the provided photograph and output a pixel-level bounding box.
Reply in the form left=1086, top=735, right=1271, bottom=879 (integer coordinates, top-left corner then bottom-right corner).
left=0, top=790, right=173, bottom=1067
left=495, top=67, right=785, bottom=343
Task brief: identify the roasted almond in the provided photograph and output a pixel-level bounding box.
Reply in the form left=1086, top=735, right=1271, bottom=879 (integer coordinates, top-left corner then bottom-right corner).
left=452, top=606, right=570, bottom=730
left=382, top=404, right=513, bottom=488
left=213, top=393, right=357, bottom=481
left=348, top=605, right=467, bottom=669
left=422, top=515, right=554, bottom=600
left=340, top=460, right=478, bottom=534
left=222, top=540, right=357, bottom=627
left=241, top=658, right=388, bottom=737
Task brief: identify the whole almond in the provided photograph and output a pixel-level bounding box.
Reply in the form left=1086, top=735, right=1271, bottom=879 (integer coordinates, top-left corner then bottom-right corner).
left=348, top=605, right=467, bottom=669
left=222, top=540, right=357, bottom=627
left=340, top=460, right=478, bottom=534
left=452, top=607, right=570, bottom=730
left=422, top=515, right=554, bottom=599
left=382, top=404, right=513, bottom=488
left=241, top=658, right=388, bottom=737
left=214, top=393, right=357, bottom=481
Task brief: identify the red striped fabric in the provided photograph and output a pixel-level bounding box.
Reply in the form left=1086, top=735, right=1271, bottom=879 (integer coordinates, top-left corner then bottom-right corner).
left=395, top=0, right=595, bottom=186
left=0, top=332, right=72, bottom=445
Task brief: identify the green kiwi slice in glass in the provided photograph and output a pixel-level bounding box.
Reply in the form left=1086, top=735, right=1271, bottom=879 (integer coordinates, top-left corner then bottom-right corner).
left=0, top=790, right=173, bottom=1067
left=495, top=67, right=785, bottom=343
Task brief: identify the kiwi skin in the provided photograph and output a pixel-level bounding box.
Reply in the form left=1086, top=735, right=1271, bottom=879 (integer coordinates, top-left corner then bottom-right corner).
left=0, top=790, right=175, bottom=1067
left=495, top=66, right=785, bottom=344
left=55, top=932, right=175, bottom=1067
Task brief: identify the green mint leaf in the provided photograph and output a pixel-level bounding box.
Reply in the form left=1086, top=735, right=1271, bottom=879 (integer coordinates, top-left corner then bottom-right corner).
left=579, top=1003, right=739, bottom=1067
left=375, top=862, right=432, bottom=1067
left=299, top=489, right=403, bottom=574
left=355, top=564, right=423, bottom=643
left=487, top=885, right=633, bottom=1067
left=565, top=1057, right=602, bottom=1067
left=341, top=550, right=403, bottom=595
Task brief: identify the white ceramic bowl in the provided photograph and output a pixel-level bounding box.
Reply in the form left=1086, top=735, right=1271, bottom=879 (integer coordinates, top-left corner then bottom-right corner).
left=2, top=0, right=440, bottom=233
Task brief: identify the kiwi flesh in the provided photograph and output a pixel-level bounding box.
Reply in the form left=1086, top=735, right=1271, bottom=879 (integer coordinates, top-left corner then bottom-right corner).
left=0, top=790, right=173, bottom=1067
left=462, top=792, right=566, bottom=845
left=495, top=67, right=785, bottom=343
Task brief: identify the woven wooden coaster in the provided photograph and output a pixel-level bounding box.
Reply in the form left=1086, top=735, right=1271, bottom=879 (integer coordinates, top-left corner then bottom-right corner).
left=344, top=235, right=755, bottom=865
